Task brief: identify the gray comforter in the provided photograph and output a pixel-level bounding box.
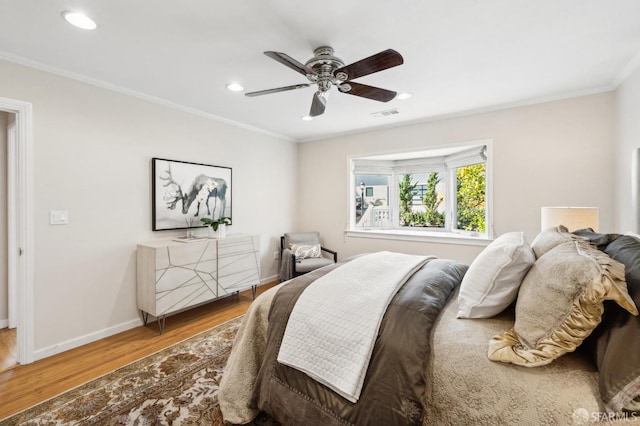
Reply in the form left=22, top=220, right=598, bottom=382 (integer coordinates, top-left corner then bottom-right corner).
left=220, top=256, right=629, bottom=425
left=220, top=257, right=467, bottom=426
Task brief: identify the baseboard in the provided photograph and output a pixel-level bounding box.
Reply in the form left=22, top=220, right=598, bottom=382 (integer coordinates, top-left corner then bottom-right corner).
left=33, top=276, right=277, bottom=361
left=0, top=319, right=8, bottom=329
left=34, top=317, right=144, bottom=361
left=260, top=274, right=278, bottom=285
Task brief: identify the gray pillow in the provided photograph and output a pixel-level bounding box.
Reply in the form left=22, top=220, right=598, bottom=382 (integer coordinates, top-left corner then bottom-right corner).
left=572, top=228, right=621, bottom=251
left=591, top=235, right=640, bottom=412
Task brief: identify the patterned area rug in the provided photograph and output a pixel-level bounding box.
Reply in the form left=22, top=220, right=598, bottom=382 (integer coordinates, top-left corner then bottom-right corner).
left=0, top=317, right=277, bottom=426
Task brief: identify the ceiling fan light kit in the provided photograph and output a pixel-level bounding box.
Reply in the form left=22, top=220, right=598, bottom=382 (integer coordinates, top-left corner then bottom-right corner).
left=245, top=46, right=403, bottom=117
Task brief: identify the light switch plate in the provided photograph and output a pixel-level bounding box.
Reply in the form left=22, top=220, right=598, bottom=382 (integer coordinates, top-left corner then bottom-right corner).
left=50, top=210, right=69, bottom=225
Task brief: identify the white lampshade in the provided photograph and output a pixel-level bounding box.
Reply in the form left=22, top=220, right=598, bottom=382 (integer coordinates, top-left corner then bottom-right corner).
left=540, top=207, right=599, bottom=232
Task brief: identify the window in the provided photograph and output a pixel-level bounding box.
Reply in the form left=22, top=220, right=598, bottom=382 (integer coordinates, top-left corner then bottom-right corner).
left=349, top=142, right=491, bottom=241
left=355, top=175, right=390, bottom=227
left=399, top=172, right=446, bottom=228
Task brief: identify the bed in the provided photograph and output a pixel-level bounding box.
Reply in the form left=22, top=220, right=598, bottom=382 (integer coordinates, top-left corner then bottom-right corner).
left=218, top=228, right=640, bottom=425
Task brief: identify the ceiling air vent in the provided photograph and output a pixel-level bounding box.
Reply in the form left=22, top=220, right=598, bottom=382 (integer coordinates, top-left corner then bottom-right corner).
left=371, top=108, right=399, bottom=118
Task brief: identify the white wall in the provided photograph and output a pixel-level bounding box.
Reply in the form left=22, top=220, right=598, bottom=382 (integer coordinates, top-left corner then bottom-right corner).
left=298, top=93, right=616, bottom=265
left=615, top=65, right=640, bottom=233
left=0, top=60, right=298, bottom=355
left=0, top=54, right=626, bottom=359
left=0, top=111, right=7, bottom=326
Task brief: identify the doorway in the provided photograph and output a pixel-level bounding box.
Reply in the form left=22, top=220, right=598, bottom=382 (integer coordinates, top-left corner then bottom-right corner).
left=0, top=97, right=34, bottom=366
left=0, top=111, right=16, bottom=371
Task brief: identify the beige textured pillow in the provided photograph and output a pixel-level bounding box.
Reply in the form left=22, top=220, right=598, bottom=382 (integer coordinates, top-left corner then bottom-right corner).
left=488, top=240, right=638, bottom=367
left=290, top=243, right=321, bottom=259
left=530, top=225, right=576, bottom=258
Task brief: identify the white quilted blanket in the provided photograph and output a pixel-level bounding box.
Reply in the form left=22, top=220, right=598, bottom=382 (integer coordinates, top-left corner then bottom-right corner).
left=277, top=251, right=432, bottom=403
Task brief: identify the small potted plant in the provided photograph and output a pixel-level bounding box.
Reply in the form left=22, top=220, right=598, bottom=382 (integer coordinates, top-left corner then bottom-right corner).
left=201, top=217, right=231, bottom=238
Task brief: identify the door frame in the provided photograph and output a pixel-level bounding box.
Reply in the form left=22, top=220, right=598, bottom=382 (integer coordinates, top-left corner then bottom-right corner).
left=1, top=97, right=34, bottom=364
left=633, top=148, right=640, bottom=233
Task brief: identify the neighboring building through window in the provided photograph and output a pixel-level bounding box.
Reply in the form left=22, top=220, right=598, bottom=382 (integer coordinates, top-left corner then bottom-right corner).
left=349, top=141, right=491, bottom=240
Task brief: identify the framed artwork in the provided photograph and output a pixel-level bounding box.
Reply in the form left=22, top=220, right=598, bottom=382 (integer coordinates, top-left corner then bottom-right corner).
left=152, top=158, right=232, bottom=231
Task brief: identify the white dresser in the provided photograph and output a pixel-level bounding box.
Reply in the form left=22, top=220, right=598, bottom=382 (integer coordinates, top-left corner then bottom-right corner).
left=136, top=234, right=260, bottom=332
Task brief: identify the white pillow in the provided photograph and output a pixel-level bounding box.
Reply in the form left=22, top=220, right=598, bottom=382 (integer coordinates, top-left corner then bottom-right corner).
left=290, top=243, right=322, bottom=259
left=457, top=231, right=535, bottom=318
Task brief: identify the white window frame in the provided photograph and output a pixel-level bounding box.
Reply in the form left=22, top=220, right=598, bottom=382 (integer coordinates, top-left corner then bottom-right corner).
left=347, top=140, right=493, bottom=245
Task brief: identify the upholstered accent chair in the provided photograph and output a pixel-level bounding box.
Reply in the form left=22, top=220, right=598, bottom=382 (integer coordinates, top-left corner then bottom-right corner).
left=279, top=232, right=338, bottom=282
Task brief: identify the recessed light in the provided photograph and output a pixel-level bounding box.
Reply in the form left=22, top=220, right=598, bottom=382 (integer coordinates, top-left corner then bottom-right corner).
left=396, top=92, right=412, bottom=100
left=301, top=115, right=313, bottom=121
left=62, top=11, right=97, bottom=30
left=226, top=82, right=244, bottom=92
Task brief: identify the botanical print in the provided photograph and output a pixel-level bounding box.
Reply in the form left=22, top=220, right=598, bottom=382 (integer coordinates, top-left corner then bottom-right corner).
left=153, top=158, right=232, bottom=231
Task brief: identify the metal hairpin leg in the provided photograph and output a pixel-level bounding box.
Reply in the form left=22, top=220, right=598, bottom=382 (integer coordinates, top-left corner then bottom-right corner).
left=157, top=315, right=166, bottom=334
left=141, top=311, right=165, bottom=334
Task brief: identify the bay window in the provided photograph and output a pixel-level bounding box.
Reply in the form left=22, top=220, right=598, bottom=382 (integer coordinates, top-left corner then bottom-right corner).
left=349, top=141, right=491, bottom=241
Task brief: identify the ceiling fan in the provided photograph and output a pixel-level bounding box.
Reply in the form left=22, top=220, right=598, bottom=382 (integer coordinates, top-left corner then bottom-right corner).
left=245, top=46, right=404, bottom=117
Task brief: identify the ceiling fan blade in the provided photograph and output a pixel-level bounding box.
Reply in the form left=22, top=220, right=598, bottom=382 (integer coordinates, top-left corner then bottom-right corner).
left=334, top=49, right=403, bottom=81
left=264, top=51, right=315, bottom=76
left=339, top=82, right=397, bottom=102
left=245, top=83, right=310, bottom=97
left=310, top=91, right=327, bottom=116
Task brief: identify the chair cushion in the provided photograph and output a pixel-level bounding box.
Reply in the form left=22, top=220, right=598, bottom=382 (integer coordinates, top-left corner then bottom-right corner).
left=284, top=232, right=321, bottom=249
left=295, top=257, right=335, bottom=273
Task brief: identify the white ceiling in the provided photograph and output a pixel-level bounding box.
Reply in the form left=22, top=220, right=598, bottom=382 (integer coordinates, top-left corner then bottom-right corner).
left=1, top=1, right=640, bottom=142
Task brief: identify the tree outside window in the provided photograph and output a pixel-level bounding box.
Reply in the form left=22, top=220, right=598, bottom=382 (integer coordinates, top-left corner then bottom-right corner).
left=456, top=163, right=486, bottom=232
left=399, top=174, right=416, bottom=226
left=398, top=172, right=445, bottom=228
left=423, top=172, right=445, bottom=227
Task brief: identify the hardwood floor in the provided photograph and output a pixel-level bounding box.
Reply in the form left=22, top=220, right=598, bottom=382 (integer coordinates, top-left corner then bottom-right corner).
left=0, top=282, right=277, bottom=420
left=0, top=328, right=18, bottom=373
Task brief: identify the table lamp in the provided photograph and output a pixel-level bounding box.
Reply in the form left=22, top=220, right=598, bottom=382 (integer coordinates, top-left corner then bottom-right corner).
left=540, top=207, right=599, bottom=232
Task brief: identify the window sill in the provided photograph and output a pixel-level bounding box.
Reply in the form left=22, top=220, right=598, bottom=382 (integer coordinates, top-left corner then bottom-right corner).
left=345, top=228, right=493, bottom=246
